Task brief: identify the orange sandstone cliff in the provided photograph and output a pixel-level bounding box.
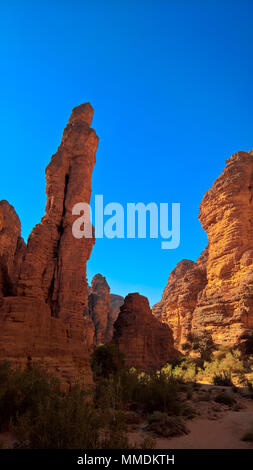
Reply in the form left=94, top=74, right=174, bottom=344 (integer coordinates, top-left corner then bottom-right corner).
left=0, top=103, right=98, bottom=386
left=113, top=293, right=177, bottom=370
left=153, top=150, right=253, bottom=351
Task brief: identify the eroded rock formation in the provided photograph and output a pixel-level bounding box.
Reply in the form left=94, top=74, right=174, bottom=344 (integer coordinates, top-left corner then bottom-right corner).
left=0, top=103, right=98, bottom=387
left=152, top=248, right=208, bottom=349
left=88, top=274, right=123, bottom=344
left=153, top=150, right=253, bottom=350
left=113, top=293, right=177, bottom=371
left=0, top=201, right=26, bottom=297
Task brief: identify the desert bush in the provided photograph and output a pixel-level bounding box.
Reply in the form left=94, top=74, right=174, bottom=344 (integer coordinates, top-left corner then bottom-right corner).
left=181, top=403, right=196, bottom=420
left=91, top=343, right=125, bottom=379
left=0, top=361, right=133, bottom=449
left=146, top=411, right=189, bottom=438
left=172, top=358, right=198, bottom=382
left=95, top=367, right=183, bottom=416
left=14, top=386, right=100, bottom=449
left=214, top=392, right=235, bottom=406
left=0, top=361, right=60, bottom=432
left=189, top=332, right=216, bottom=362
left=213, top=371, right=233, bottom=386
left=198, top=349, right=246, bottom=384
left=130, top=372, right=182, bottom=415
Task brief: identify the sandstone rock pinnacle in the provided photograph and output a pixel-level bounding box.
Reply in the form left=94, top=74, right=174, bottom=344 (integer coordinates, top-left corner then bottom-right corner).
left=0, top=103, right=98, bottom=386
left=113, top=293, right=177, bottom=371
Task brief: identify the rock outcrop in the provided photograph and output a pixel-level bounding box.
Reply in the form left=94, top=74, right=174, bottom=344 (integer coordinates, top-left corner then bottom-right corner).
left=153, top=150, right=253, bottom=350
left=113, top=293, right=177, bottom=371
left=0, top=103, right=98, bottom=387
left=0, top=201, right=26, bottom=297
left=88, top=274, right=123, bottom=344
left=152, top=248, right=208, bottom=349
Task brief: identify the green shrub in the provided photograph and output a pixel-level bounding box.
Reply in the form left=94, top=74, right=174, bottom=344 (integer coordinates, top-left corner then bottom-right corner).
left=91, top=343, right=125, bottom=379
left=14, top=386, right=100, bottom=449
left=0, top=361, right=60, bottom=432
left=171, top=359, right=197, bottom=382
left=198, top=349, right=246, bottom=384
left=94, top=368, right=183, bottom=416
left=190, top=332, right=216, bottom=362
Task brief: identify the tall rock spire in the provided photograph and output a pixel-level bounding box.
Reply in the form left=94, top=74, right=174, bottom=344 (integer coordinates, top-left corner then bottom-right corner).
left=0, top=104, right=98, bottom=386
left=18, top=103, right=98, bottom=341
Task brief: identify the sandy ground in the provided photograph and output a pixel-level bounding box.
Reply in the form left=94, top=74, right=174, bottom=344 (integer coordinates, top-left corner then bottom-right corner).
left=128, top=386, right=253, bottom=449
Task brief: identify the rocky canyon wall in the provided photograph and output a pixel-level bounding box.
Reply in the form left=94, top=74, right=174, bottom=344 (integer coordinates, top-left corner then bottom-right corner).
left=153, top=150, right=253, bottom=351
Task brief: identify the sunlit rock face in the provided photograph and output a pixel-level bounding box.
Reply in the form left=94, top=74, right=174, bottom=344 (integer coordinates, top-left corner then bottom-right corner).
left=153, top=150, right=253, bottom=350
left=152, top=248, right=208, bottom=349
left=0, top=103, right=98, bottom=387
left=113, top=293, right=177, bottom=371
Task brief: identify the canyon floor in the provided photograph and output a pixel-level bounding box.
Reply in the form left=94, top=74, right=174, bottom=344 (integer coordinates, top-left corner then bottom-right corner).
left=128, top=384, right=253, bottom=449
left=0, top=383, right=253, bottom=449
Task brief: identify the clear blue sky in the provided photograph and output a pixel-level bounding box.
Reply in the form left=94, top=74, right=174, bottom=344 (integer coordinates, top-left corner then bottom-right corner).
left=1, top=0, right=253, bottom=306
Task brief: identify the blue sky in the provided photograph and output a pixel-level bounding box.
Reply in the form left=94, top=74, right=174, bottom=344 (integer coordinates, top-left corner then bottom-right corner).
left=1, top=0, right=253, bottom=306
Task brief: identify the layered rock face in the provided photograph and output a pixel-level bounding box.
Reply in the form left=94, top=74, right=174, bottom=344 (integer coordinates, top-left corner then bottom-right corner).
left=0, top=103, right=98, bottom=386
left=113, top=293, right=177, bottom=371
left=153, top=150, right=253, bottom=350
left=152, top=248, right=208, bottom=349
left=88, top=274, right=123, bottom=344
left=0, top=201, right=26, bottom=297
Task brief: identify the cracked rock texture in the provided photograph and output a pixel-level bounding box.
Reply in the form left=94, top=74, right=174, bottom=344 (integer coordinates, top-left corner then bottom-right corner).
left=0, top=103, right=98, bottom=387
left=153, top=150, right=253, bottom=350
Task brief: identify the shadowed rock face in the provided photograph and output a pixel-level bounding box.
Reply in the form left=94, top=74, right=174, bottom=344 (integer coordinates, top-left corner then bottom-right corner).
left=88, top=274, right=124, bottom=344
left=0, top=201, right=26, bottom=297
left=153, top=150, right=253, bottom=350
left=0, top=103, right=98, bottom=387
left=113, top=293, right=177, bottom=371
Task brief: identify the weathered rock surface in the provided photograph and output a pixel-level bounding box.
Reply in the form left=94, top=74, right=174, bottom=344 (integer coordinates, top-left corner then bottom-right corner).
left=113, top=293, right=177, bottom=371
left=108, top=294, right=124, bottom=341
left=0, top=201, right=26, bottom=297
left=88, top=274, right=123, bottom=344
left=152, top=248, right=208, bottom=349
left=0, top=103, right=98, bottom=386
left=153, top=150, right=253, bottom=350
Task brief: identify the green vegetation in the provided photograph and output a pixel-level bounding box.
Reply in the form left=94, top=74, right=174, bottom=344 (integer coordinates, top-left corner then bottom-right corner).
left=0, top=360, right=133, bottom=449
left=161, top=347, right=253, bottom=387
left=0, top=342, right=252, bottom=448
